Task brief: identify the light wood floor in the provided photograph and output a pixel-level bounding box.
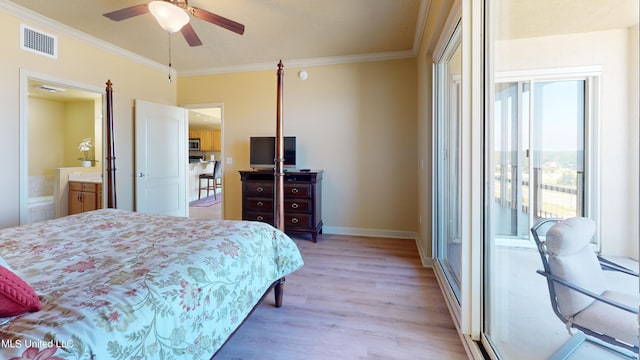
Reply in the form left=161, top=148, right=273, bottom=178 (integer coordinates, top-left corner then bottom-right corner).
left=214, top=233, right=468, bottom=360
left=188, top=198, right=222, bottom=220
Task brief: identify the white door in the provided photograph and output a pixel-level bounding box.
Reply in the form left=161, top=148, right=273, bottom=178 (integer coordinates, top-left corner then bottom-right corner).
left=135, top=99, right=188, bottom=217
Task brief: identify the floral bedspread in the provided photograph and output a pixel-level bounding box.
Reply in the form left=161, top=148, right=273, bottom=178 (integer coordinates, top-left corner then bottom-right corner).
left=0, top=209, right=303, bottom=359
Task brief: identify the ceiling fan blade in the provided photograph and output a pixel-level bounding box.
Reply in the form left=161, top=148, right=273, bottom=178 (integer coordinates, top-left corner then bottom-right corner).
left=181, top=23, right=203, bottom=47
left=191, top=7, right=245, bottom=35
left=103, top=4, right=149, bottom=21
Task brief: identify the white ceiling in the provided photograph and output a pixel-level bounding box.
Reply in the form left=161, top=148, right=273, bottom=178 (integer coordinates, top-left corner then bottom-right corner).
left=6, top=0, right=639, bottom=76
left=28, top=79, right=101, bottom=101
left=9, top=0, right=637, bottom=78
left=14, top=1, right=637, bottom=128
left=6, top=0, right=424, bottom=75
left=498, top=0, right=639, bottom=40
left=189, top=107, right=221, bottom=127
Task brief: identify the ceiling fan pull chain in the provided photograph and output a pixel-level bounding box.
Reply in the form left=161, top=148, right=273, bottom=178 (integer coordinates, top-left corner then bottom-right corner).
left=168, top=32, right=173, bottom=83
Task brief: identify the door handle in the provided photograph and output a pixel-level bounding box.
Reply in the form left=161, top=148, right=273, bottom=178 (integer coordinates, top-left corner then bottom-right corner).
left=137, top=173, right=145, bottom=177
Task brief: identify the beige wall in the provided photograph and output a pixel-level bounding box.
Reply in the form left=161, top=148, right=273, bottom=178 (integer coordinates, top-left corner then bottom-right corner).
left=63, top=100, right=95, bottom=167
left=28, top=97, right=65, bottom=176
left=496, top=27, right=639, bottom=257
left=179, top=59, right=419, bottom=235
left=28, top=98, right=99, bottom=173
left=0, top=9, right=176, bottom=227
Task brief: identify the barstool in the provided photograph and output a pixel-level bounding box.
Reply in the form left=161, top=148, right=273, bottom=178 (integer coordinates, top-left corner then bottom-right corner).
left=198, top=160, right=222, bottom=199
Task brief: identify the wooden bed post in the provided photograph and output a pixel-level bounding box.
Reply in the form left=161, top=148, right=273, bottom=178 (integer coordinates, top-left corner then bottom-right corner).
left=274, top=61, right=286, bottom=308
left=105, top=80, right=117, bottom=208
left=275, top=61, right=285, bottom=232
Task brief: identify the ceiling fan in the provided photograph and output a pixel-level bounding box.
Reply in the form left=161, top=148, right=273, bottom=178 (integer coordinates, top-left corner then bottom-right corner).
left=103, top=0, right=245, bottom=47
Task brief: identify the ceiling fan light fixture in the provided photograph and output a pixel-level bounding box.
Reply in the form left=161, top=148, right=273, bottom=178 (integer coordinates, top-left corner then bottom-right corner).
left=148, top=1, right=189, bottom=33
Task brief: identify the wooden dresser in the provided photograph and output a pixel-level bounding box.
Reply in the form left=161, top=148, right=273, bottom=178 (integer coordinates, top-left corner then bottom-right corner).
left=240, top=170, right=323, bottom=242
left=69, top=181, right=102, bottom=215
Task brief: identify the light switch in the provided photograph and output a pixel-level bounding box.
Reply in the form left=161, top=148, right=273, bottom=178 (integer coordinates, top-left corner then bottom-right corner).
left=226, top=157, right=232, bottom=164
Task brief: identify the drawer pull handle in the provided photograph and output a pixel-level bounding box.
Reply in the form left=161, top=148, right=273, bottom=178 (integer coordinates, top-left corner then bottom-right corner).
left=257, top=187, right=264, bottom=192
left=291, top=217, right=299, bottom=224
left=291, top=203, right=299, bottom=209
left=257, top=201, right=264, bottom=207
left=291, top=188, right=299, bottom=194
left=256, top=216, right=264, bottom=221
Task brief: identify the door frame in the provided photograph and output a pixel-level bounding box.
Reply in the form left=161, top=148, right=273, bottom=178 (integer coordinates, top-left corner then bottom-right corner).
left=19, top=70, right=104, bottom=224
left=182, top=102, right=224, bottom=218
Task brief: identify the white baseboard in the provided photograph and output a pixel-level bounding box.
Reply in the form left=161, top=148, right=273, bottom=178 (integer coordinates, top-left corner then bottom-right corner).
left=321, top=226, right=435, bottom=268
left=415, top=241, right=434, bottom=267
left=322, top=226, right=417, bottom=240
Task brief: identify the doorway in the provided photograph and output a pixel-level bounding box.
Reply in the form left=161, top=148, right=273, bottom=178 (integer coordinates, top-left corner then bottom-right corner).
left=20, top=72, right=104, bottom=225
left=185, top=104, right=224, bottom=220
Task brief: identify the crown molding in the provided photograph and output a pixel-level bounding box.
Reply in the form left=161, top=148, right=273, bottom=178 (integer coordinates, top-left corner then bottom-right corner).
left=0, top=0, right=173, bottom=76
left=433, top=0, right=462, bottom=63
left=413, top=0, right=432, bottom=55
left=178, top=50, right=416, bottom=77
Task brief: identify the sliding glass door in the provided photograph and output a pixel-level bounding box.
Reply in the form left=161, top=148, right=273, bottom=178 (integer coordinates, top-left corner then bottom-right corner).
left=430, top=2, right=637, bottom=358
left=487, top=76, right=592, bottom=359
left=494, top=79, right=587, bottom=246
left=434, top=23, right=463, bottom=302
left=482, top=0, right=639, bottom=358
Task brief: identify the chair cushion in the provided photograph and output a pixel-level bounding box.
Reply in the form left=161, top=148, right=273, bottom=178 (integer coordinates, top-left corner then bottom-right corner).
left=548, top=245, right=606, bottom=317
left=545, top=217, right=596, bottom=256
left=545, top=217, right=605, bottom=317
left=572, top=290, right=639, bottom=346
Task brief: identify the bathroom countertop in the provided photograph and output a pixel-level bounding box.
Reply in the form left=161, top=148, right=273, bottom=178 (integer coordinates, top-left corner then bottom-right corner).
left=70, top=178, right=103, bottom=184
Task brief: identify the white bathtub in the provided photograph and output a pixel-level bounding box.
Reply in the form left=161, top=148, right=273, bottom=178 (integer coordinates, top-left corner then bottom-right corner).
left=28, top=195, right=54, bottom=224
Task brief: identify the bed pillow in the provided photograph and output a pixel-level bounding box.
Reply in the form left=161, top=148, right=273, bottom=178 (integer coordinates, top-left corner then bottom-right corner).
left=0, top=265, right=41, bottom=317
left=0, top=255, right=12, bottom=272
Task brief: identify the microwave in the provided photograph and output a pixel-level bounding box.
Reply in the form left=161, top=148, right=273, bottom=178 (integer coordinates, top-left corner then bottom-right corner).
left=188, top=138, right=200, bottom=150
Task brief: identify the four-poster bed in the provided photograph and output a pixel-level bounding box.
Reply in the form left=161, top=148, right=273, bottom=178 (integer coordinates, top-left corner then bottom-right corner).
left=0, top=64, right=301, bottom=359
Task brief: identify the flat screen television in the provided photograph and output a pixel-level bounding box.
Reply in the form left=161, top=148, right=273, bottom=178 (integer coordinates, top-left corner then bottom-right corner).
left=250, top=136, right=296, bottom=169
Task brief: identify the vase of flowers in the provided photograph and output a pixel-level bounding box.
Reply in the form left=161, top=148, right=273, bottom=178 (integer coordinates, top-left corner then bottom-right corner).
left=78, top=138, right=97, bottom=167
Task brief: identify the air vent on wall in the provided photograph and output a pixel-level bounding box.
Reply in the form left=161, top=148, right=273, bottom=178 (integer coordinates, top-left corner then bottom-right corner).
left=20, top=24, right=57, bottom=59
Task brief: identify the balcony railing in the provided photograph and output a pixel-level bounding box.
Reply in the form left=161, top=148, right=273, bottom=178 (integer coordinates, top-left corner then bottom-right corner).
left=495, top=166, right=583, bottom=219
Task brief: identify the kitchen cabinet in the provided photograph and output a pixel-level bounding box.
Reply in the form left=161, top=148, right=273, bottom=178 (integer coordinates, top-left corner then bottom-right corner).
left=69, top=181, right=102, bottom=215
left=188, top=128, right=220, bottom=152
left=212, top=130, right=221, bottom=152
left=199, top=130, right=213, bottom=151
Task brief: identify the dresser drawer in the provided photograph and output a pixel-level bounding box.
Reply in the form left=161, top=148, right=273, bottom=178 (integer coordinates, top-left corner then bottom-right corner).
left=245, top=212, right=274, bottom=224
left=246, top=182, right=274, bottom=197
left=285, top=198, right=311, bottom=213
left=245, top=198, right=273, bottom=212
left=69, top=182, right=99, bottom=192
left=240, top=169, right=323, bottom=242
left=285, top=213, right=312, bottom=228
left=284, top=183, right=311, bottom=198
